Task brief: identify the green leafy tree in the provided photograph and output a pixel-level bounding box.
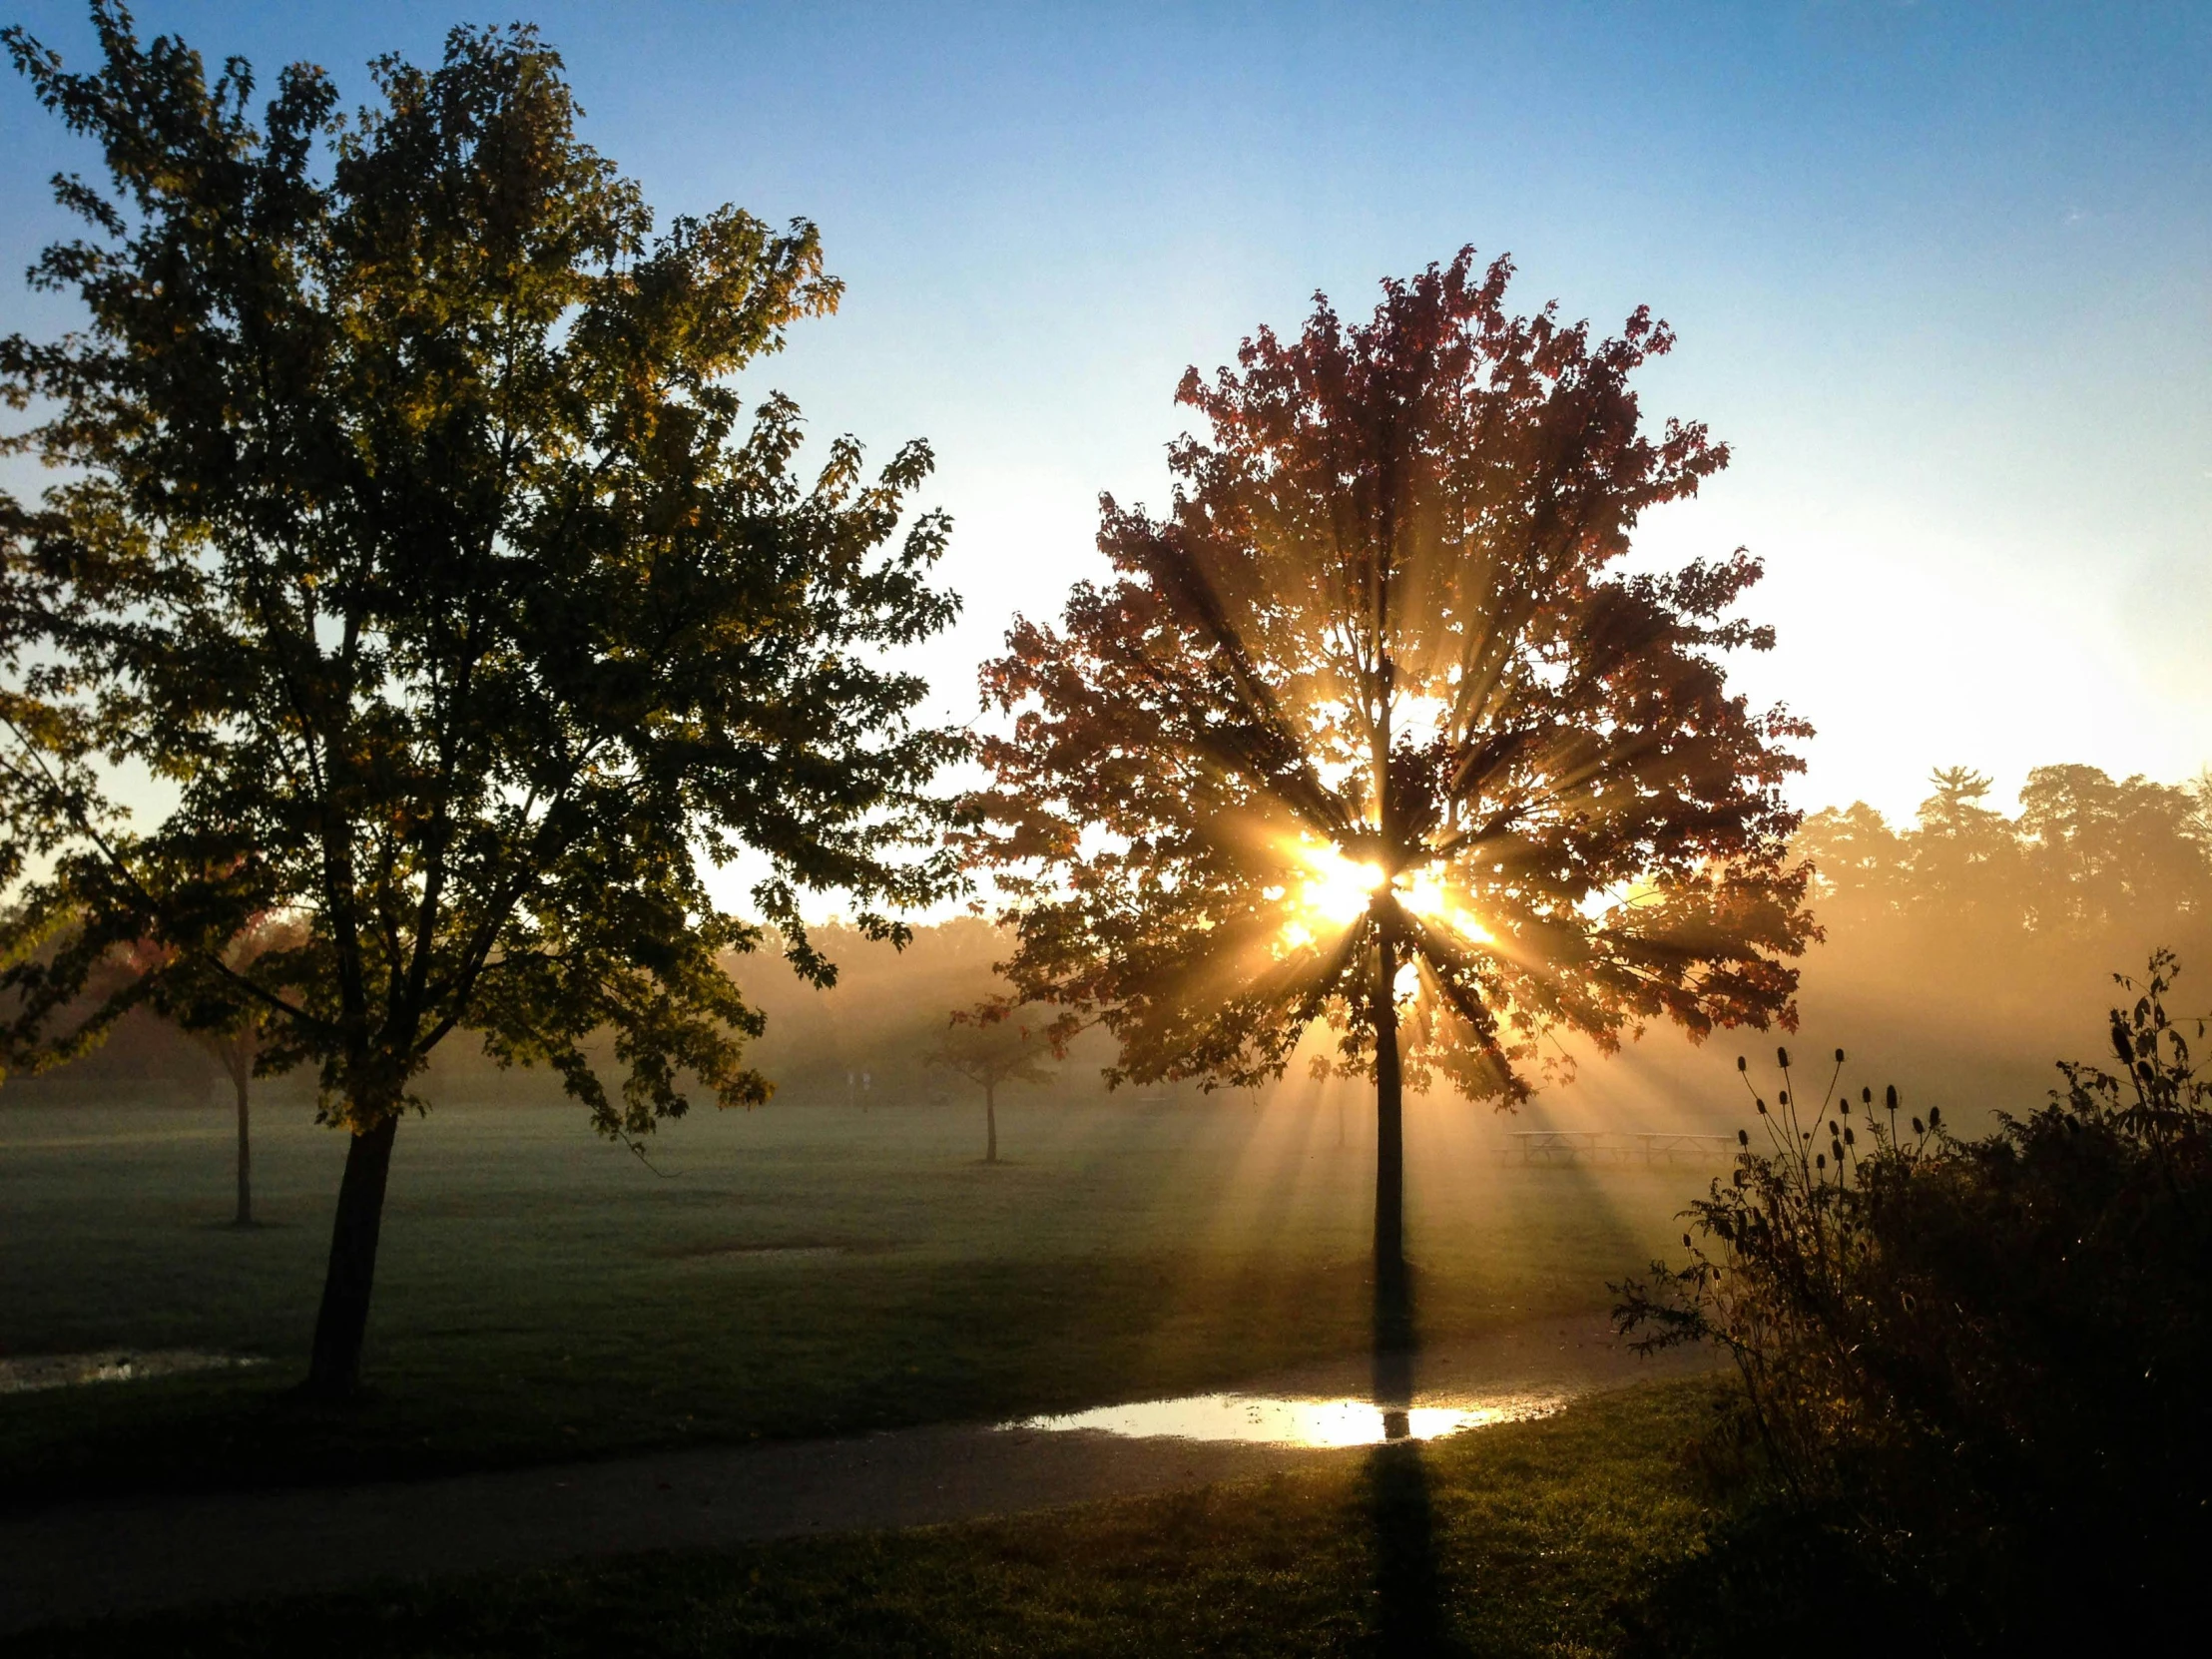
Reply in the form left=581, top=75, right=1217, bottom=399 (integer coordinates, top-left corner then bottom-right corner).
left=0, top=6, right=961, bottom=1395
left=967, top=252, right=1813, bottom=1312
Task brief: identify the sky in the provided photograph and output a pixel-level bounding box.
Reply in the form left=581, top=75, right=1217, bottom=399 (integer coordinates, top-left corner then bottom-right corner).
left=2, top=0, right=2207, bottom=842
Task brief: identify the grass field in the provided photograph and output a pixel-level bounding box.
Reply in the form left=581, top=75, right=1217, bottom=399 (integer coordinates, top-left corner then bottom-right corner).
left=15, top=1379, right=1735, bottom=1657
left=0, top=1082, right=1714, bottom=1498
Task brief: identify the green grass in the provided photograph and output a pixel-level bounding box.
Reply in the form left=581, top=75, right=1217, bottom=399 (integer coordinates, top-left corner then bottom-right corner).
left=0, top=1088, right=1710, bottom=1498
left=16, top=1380, right=1734, bottom=1657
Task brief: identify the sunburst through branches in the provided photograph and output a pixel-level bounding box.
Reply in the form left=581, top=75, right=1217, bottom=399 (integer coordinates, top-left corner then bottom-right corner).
left=1275, top=838, right=1492, bottom=960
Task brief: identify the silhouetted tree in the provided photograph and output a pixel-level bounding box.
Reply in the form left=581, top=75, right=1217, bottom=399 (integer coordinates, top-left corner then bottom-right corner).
left=1911, top=765, right=2018, bottom=923
left=0, top=7, right=961, bottom=1395
left=968, top=251, right=1813, bottom=1302
left=2018, top=763, right=2208, bottom=933
left=1795, top=802, right=1909, bottom=930
left=927, top=1007, right=1055, bottom=1163
left=145, top=912, right=302, bottom=1228
left=1802, top=763, right=2211, bottom=948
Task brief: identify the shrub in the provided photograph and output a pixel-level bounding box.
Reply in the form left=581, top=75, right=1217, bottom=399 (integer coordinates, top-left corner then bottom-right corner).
left=1617, top=951, right=2212, bottom=1649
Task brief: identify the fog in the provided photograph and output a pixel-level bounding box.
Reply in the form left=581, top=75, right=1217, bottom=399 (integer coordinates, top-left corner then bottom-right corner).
left=13, top=763, right=2203, bottom=1150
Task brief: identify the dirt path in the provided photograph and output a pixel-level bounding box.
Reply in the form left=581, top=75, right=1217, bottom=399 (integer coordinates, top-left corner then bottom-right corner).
left=0, top=1314, right=1717, bottom=1634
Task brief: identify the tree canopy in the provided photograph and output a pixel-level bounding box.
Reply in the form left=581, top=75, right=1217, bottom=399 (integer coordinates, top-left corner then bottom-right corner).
left=0, top=4, right=962, bottom=1390
left=969, top=251, right=1812, bottom=1108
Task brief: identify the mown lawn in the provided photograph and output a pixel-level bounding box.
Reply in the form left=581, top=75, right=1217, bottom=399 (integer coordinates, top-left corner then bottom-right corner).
left=0, top=1091, right=1709, bottom=1499
left=17, top=1380, right=1735, bottom=1658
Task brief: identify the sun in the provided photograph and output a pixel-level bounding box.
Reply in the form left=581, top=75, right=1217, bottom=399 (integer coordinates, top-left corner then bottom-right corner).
left=1288, top=841, right=1387, bottom=928
left=1276, top=838, right=1496, bottom=950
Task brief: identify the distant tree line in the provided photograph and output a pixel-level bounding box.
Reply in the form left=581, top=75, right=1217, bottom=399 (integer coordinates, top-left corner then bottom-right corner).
left=1799, top=764, right=2211, bottom=945
left=0, top=914, right=1089, bottom=1115
left=16, top=765, right=2203, bottom=1125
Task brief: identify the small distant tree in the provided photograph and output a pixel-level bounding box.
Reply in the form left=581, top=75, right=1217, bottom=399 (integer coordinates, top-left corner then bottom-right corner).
left=0, top=9, right=960, bottom=1395
left=968, top=251, right=1813, bottom=1311
left=151, top=912, right=301, bottom=1229
left=927, top=1007, right=1055, bottom=1163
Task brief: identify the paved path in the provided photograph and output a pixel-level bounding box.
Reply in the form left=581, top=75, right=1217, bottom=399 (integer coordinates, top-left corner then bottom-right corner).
left=0, top=1314, right=1717, bottom=1634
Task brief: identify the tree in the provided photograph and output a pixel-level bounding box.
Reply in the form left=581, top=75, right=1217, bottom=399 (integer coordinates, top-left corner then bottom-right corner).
left=926, top=1006, right=1055, bottom=1163
left=2018, top=764, right=2208, bottom=934
left=1909, top=765, right=2018, bottom=923
left=967, top=252, right=1812, bottom=1315
left=1795, top=802, right=1909, bottom=930
left=0, top=6, right=961, bottom=1395
left=149, top=912, right=301, bottom=1229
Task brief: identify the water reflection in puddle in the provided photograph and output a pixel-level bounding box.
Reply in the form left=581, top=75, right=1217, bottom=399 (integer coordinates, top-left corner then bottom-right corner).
left=1007, top=1389, right=1565, bottom=1448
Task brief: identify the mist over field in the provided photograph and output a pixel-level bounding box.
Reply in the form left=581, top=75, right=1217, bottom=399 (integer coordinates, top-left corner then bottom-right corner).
left=16, top=762, right=2199, bottom=1146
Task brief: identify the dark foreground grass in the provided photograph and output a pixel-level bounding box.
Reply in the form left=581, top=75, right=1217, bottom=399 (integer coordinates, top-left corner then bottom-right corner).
left=18, top=1381, right=1734, bottom=1659
left=0, top=1253, right=1385, bottom=1498
left=2, top=1094, right=1705, bottom=1500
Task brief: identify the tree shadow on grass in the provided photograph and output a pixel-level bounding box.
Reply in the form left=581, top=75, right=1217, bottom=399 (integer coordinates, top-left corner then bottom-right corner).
left=1368, top=1437, right=1450, bottom=1656
left=1367, top=1256, right=1458, bottom=1656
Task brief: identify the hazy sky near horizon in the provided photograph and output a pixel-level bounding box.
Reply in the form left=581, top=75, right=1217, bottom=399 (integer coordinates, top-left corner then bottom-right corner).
left=3, top=1, right=2207, bottom=835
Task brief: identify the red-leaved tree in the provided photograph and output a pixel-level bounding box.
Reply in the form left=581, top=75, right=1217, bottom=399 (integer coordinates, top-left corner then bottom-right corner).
left=966, top=251, right=1815, bottom=1315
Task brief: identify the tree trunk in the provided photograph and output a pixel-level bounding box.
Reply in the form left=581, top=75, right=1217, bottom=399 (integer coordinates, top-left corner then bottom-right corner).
left=304, top=1112, right=399, bottom=1398
left=985, top=1082, right=998, bottom=1164
left=232, top=1069, right=253, bottom=1228
left=1374, top=926, right=1410, bottom=1350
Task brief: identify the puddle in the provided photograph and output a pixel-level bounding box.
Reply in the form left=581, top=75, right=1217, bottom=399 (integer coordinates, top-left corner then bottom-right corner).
left=1006, top=1387, right=1566, bottom=1447
left=0, top=1350, right=268, bottom=1394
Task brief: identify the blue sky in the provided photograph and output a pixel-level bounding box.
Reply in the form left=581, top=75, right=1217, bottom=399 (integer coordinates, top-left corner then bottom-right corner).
left=4, top=1, right=2208, bottom=832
